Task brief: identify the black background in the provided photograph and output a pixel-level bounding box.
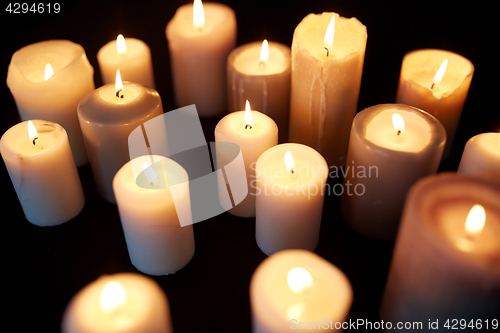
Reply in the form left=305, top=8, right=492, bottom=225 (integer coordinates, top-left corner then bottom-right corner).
left=1, top=1, right=498, bottom=332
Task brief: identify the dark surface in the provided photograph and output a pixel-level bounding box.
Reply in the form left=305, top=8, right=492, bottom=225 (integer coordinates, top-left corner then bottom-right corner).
left=1, top=1, right=498, bottom=332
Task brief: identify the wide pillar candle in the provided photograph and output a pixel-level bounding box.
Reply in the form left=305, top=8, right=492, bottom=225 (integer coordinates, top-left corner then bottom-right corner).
left=341, top=104, right=446, bottom=241
left=250, top=249, right=352, bottom=332
left=166, top=1, right=237, bottom=117
left=396, top=49, right=474, bottom=158
left=288, top=12, right=367, bottom=167
left=380, top=173, right=500, bottom=326
left=255, top=143, right=328, bottom=255
left=6, top=40, right=95, bottom=167
left=0, top=120, right=84, bottom=226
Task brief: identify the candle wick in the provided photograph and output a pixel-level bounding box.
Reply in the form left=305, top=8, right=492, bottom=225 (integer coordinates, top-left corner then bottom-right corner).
left=397, top=130, right=401, bottom=136
left=324, top=47, right=329, bottom=57
left=32, top=137, right=39, bottom=145
left=245, top=124, right=253, bottom=130
left=116, top=89, right=124, bottom=99
left=258, top=61, right=265, bottom=68
left=430, top=82, right=435, bottom=90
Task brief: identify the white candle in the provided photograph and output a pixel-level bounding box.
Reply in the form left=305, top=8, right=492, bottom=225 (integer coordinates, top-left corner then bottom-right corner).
left=457, top=132, right=500, bottom=188
left=62, top=272, right=173, bottom=333
left=0, top=120, right=84, bottom=226
left=166, top=0, right=237, bottom=117
left=288, top=12, right=367, bottom=167
left=215, top=101, right=278, bottom=217
left=381, top=173, right=500, bottom=325
left=77, top=71, right=163, bottom=203
left=97, top=34, right=155, bottom=88
left=340, top=104, right=446, bottom=240
left=113, top=155, right=195, bottom=275
left=255, top=143, right=328, bottom=255
left=396, top=49, right=474, bottom=159
left=250, top=249, right=352, bottom=332
left=227, top=40, right=291, bottom=142
left=6, top=40, right=95, bottom=167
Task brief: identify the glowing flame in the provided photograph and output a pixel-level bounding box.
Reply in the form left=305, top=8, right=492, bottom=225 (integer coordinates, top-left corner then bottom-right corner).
left=100, top=281, right=127, bottom=313
left=193, top=0, right=205, bottom=31
left=115, top=70, right=124, bottom=97
left=259, top=39, right=269, bottom=65
left=117, top=34, right=127, bottom=55
left=323, top=15, right=335, bottom=56
left=27, top=121, right=38, bottom=145
left=244, top=100, right=253, bottom=129
left=430, top=59, right=448, bottom=89
left=392, top=113, right=405, bottom=136
left=465, top=204, right=485, bottom=238
left=287, top=267, right=313, bottom=293
left=286, top=302, right=305, bottom=320
left=44, top=64, right=54, bottom=81
left=142, top=163, right=157, bottom=182
left=284, top=151, right=295, bottom=173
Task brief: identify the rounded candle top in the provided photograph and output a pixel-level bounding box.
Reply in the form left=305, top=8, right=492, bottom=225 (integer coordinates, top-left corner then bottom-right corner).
left=232, top=41, right=290, bottom=76
left=97, top=37, right=151, bottom=66
left=215, top=109, right=278, bottom=140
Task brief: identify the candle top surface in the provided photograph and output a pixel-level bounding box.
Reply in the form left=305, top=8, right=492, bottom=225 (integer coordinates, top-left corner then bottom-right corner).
left=215, top=110, right=278, bottom=140
left=97, top=37, right=150, bottom=64
left=468, top=132, right=500, bottom=155
left=232, top=41, right=290, bottom=76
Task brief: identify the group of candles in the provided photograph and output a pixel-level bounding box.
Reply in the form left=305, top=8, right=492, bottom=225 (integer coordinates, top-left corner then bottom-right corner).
left=1, top=0, right=500, bottom=332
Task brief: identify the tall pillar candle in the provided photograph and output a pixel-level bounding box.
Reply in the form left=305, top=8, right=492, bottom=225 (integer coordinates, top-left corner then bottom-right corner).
left=0, top=120, right=84, bottom=226
left=78, top=73, right=163, bottom=203
left=227, top=40, right=291, bottom=142
left=340, top=104, right=446, bottom=241
left=166, top=0, right=237, bottom=117
left=288, top=12, right=367, bottom=167
left=215, top=101, right=278, bottom=217
left=7, top=40, right=95, bottom=167
left=380, top=173, right=500, bottom=327
left=250, top=249, right=353, bottom=332
left=396, top=49, right=474, bottom=158
left=62, top=273, right=173, bottom=333
left=255, top=143, right=328, bottom=255
left=113, top=155, right=195, bottom=275
left=97, top=34, right=155, bottom=88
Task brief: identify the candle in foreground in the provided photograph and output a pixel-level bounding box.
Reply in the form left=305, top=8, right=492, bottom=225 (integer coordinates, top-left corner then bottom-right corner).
left=457, top=132, right=500, bottom=188
left=0, top=120, right=84, bottom=226
left=7, top=40, right=95, bottom=167
left=380, top=173, right=500, bottom=326
left=113, top=155, right=195, bottom=275
left=166, top=0, right=237, bottom=117
left=97, top=34, right=155, bottom=88
left=288, top=12, right=367, bottom=167
left=227, top=40, right=291, bottom=142
left=78, top=70, right=163, bottom=203
left=215, top=101, right=278, bottom=217
left=62, top=272, right=173, bottom=333
left=250, top=249, right=352, bottom=332
left=341, top=104, right=446, bottom=240
left=396, top=49, right=474, bottom=159
left=255, top=143, right=328, bottom=255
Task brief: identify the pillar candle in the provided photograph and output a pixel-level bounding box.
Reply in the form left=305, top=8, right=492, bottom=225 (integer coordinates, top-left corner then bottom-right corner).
left=215, top=101, right=278, bottom=217
left=113, top=155, right=195, bottom=275
left=77, top=72, right=163, bottom=203
left=340, top=104, right=446, bottom=241
left=250, top=249, right=352, bottom=332
left=457, top=132, right=500, bottom=188
left=396, top=49, right=474, bottom=159
left=0, top=120, right=84, bottom=226
left=6, top=40, right=95, bottom=167
left=227, top=40, right=291, bottom=142
left=288, top=12, right=367, bottom=167
left=380, top=173, right=500, bottom=326
left=62, top=272, right=173, bottom=333
left=97, top=34, right=155, bottom=88
left=166, top=0, right=237, bottom=117
left=255, top=143, right=328, bottom=255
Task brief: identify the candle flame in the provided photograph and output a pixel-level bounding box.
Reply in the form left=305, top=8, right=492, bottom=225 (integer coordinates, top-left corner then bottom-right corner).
left=284, top=151, right=295, bottom=173
left=27, top=121, right=38, bottom=145
left=117, top=34, right=127, bottom=55
left=259, top=39, right=269, bottom=65
left=286, top=302, right=305, bottom=320
left=193, top=0, right=205, bottom=31
left=465, top=204, right=485, bottom=238
left=287, top=267, right=313, bottom=293
left=115, top=70, right=124, bottom=98
left=142, top=163, right=157, bottom=182
left=100, top=281, right=127, bottom=312
left=44, top=64, right=54, bottom=81
left=430, top=59, right=448, bottom=89
left=323, top=15, right=335, bottom=56
left=244, top=100, right=253, bottom=129
left=392, top=113, right=405, bottom=136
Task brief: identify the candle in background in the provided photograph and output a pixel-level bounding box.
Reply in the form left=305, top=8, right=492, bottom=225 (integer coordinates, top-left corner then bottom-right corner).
left=457, top=132, right=500, bottom=188
left=215, top=101, right=278, bottom=217
left=0, top=120, right=84, bottom=226
left=250, top=249, right=352, bottom=332
left=78, top=70, right=163, bottom=203
left=288, top=12, right=367, bottom=167
left=97, top=34, right=155, bottom=88
left=255, top=143, right=328, bottom=255
left=62, top=272, right=173, bottom=333
left=341, top=104, right=446, bottom=241
left=6, top=40, right=95, bottom=167
left=113, top=155, right=195, bottom=275
left=227, top=40, right=291, bottom=142
left=396, top=49, right=474, bottom=159
left=380, top=173, right=500, bottom=325
left=166, top=0, right=237, bottom=117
